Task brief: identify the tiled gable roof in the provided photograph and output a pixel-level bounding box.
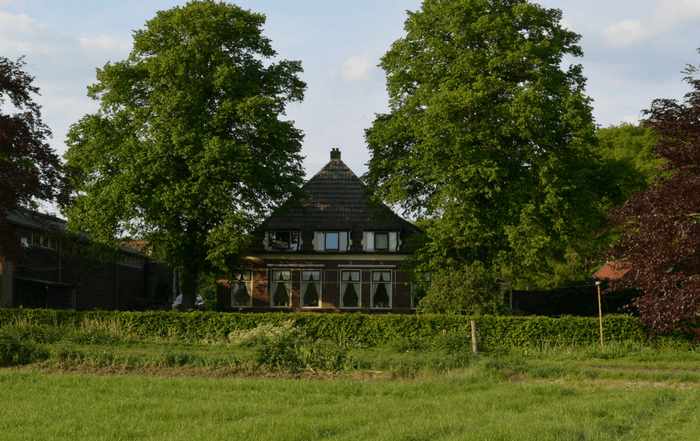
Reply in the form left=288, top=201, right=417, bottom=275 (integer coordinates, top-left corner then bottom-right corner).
left=261, top=157, right=417, bottom=232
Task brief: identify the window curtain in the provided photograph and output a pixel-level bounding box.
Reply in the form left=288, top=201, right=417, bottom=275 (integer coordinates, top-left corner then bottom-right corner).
left=341, top=270, right=361, bottom=307
left=301, top=270, right=321, bottom=307
left=271, top=270, right=291, bottom=307
left=372, top=271, right=391, bottom=308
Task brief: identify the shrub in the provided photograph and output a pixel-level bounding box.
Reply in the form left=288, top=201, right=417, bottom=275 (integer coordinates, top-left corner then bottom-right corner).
left=238, top=322, right=351, bottom=373
left=229, top=320, right=301, bottom=347
left=418, top=261, right=506, bottom=315
left=0, top=325, right=62, bottom=344
left=0, top=330, right=50, bottom=366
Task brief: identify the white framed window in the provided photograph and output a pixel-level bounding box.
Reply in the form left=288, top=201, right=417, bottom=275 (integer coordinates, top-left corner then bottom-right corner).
left=371, top=270, right=392, bottom=309
left=411, top=272, right=431, bottom=309
left=35, top=234, right=58, bottom=250
left=119, top=256, right=144, bottom=268
left=267, top=231, right=299, bottom=251
left=364, top=232, right=398, bottom=252
left=325, top=232, right=339, bottom=250
left=301, top=270, right=322, bottom=308
left=315, top=232, right=348, bottom=251
left=375, top=232, right=389, bottom=250
left=340, top=270, right=361, bottom=308
left=232, top=270, right=253, bottom=308
left=19, top=230, right=32, bottom=247
left=270, top=269, right=292, bottom=307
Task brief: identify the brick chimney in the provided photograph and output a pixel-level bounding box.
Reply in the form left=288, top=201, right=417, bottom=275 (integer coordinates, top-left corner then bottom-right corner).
left=330, top=148, right=341, bottom=161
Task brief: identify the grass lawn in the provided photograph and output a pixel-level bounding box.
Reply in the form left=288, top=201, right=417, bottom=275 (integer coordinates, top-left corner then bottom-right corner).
left=1, top=368, right=700, bottom=441
left=3, top=322, right=700, bottom=440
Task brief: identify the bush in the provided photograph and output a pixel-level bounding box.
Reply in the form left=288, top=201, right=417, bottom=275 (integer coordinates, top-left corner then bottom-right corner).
left=0, top=308, right=676, bottom=348
left=236, top=322, right=352, bottom=373
left=0, top=324, right=63, bottom=344
left=418, top=261, right=506, bottom=315
left=0, top=330, right=50, bottom=366
left=432, top=332, right=474, bottom=353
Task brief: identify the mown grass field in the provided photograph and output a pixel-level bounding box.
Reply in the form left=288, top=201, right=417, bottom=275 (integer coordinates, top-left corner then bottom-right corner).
left=2, top=319, right=700, bottom=440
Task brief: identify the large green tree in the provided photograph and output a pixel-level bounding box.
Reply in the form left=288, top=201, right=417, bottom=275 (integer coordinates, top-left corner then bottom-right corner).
left=524, top=123, right=660, bottom=288
left=364, top=0, right=612, bottom=292
left=64, top=1, right=306, bottom=309
left=595, top=123, right=661, bottom=195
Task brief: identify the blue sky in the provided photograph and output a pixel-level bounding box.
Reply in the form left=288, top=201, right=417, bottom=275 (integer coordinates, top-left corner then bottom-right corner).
left=2, top=0, right=700, bottom=186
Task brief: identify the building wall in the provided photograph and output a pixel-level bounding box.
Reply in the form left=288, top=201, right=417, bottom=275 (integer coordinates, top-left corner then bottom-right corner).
left=1, top=263, right=14, bottom=308
left=218, top=254, right=416, bottom=314
left=9, top=237, right=151, bottom=311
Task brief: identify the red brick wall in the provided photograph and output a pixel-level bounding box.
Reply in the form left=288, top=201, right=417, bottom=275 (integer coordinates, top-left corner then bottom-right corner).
left=218, top=256, right=415, bottom=314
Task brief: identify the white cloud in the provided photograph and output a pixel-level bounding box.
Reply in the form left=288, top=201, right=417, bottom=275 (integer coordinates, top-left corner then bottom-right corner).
left=602, top=0, right=700, bottom=47
left=602, top=19, right=645, bottom=46
left=0, top=9, right=132, bottom=157
left=79, top=34, right=131, bottom=54
left=330, top=53, right=376, bottom=84
left=0, top=11, right=61, bottom=53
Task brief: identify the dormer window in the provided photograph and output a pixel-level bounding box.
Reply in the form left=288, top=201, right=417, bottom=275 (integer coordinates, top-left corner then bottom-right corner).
left=325, top=232, right=339, bottom=250
left=374, top=232, right=389, bottom=250
left=364, top=232, right=399, bottom=252
left=35, top=234, right=58, bottom=250
left=19, top=230, right=32, bottom=247
left=267, top=231, right=299, bottom=251
left=315, top=232, right=348, bottom=251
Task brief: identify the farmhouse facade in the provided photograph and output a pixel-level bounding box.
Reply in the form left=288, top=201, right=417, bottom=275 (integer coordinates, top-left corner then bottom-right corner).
left=0, top=209, right=173, bottom=311
left=217, top=149, right=424, bottom=313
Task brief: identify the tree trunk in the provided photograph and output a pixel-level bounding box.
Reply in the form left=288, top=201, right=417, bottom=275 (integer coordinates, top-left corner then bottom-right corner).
left=179, top=266, right=198, bottom=311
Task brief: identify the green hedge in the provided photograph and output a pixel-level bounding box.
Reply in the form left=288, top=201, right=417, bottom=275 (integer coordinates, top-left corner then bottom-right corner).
left=0, top=309, right=669, bottom=347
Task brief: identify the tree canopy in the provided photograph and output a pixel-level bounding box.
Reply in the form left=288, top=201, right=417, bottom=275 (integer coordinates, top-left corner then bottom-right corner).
left=64, top=0, right=306, bottom=308
left=606, top=57, right=700, bottom=339
left=595, top=123, right=662, bottom=195
left=0, top=56, right=72, bottom=265
left=524, top=123, right=660, bottom=288
left=364, top=0, right=610, bottom=290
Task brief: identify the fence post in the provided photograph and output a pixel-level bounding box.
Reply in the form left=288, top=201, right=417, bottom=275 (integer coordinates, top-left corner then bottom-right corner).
left=596, top=281, right=604, bottom=347
left=471, top=319, right=478, bottom=355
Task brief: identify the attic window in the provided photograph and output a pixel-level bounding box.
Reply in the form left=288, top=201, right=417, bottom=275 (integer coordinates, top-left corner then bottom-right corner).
left=374, top=233, right=389, bottom=250
left=268, top=231, right=299, bottom=251
left=364, top=232, right=398, bottom=252
left=19, top=230, right=32, bottom=247
left=119, top=256, right=144, bottom=268
left=315, top=232, right=348, bottom=251
left=325, top=232, right=339, bottom=250
left=35, top=234, right=58, bottom=250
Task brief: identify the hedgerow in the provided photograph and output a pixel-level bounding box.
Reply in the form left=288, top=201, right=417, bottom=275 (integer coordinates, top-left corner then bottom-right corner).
left=0, top=309, right=667, bottom=347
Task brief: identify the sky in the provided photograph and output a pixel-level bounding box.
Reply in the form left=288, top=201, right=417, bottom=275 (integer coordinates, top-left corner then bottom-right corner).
left=2, top=0, right=700, bottom=200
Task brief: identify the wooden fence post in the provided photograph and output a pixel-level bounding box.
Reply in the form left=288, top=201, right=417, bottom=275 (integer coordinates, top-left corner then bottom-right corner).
left=471, top=319, right=478, bottom=355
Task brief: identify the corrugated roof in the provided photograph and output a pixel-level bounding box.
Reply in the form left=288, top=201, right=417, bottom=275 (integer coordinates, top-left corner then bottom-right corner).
left=6, top=208, right=66, bottom=233
left=7, top=208, right=142, bottom=256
